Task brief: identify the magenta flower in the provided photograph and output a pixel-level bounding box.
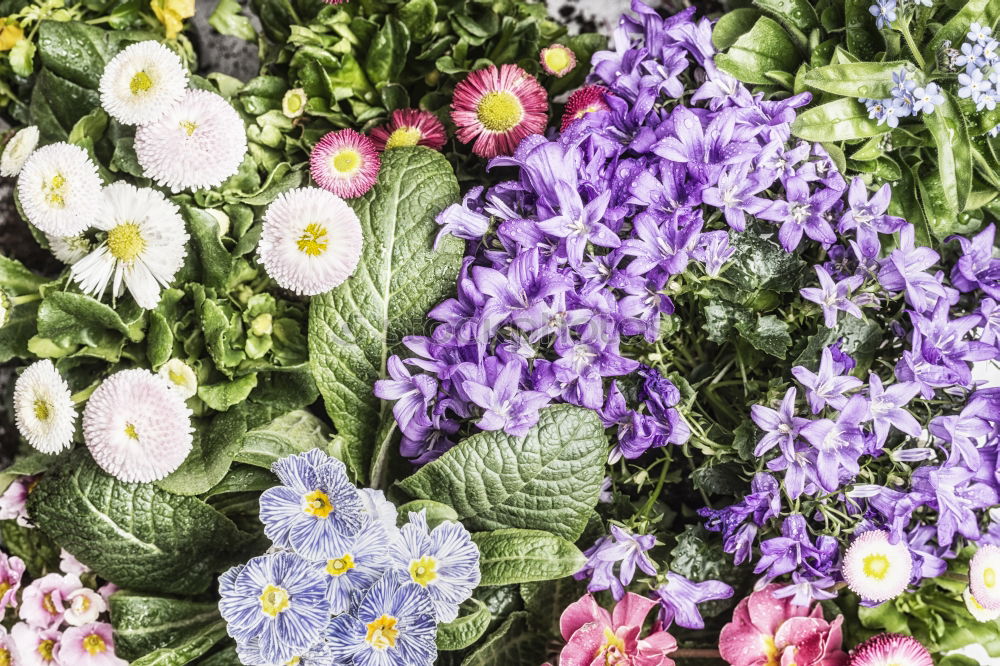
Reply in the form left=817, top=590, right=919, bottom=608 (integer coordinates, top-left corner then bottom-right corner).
left=19, top=573, right=81, bottom=628
left=719, top=584, right=847, bottom=666
left=557, top=593, right=677, bottom=666
left=848, top=633, right=932, bottom=666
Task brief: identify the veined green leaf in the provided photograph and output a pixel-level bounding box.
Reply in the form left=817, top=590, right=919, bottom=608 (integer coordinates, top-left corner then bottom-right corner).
left=803, top=61, right=911, bottom=98
left=753, top=0, right=819, bottom=31
left=110, top=593, right=221, bottom=661
left=461, top=612, right=545, bottom=666
left=155, top=406, right=250, bottom=496
left=308, top=147, right=462, bottom=485
left=130, top=620, right=229, bottom=666
left=927, top=0, right=1000, bottom=63
left=715, top=17, right=801, bottom=85
left=436, top=598, right=491, bottom=651
left=397, top=405, right=607, bottom=541
left=792, top=98, right=889, bottom=141
left=474, top=529, right=587, bottom=586
left=235, top=409, right=334, bottom=469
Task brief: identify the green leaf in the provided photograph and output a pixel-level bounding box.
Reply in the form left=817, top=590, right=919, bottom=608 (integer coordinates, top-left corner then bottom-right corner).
left=711, top=9, right=761, bottom=50
left=714, top=17, right=801, bottom=85
left=364, top=17, right=410, bottom=85
left=198, top=374, right=259, bottom=412
left=155, top=407, right=250, bottom=496
left=844, top=0, right=883, bottom=60
left=520, top=577, right=586, bottom=639
left=28, top=452, right=258, bottom=594
left=802, top=61, right=911, bottom=98
left=209, top=0, right=257, bottom=41
left=0, top=254, right=48, bottom=294
left=727, top=232, right=806, bottom=293
left=397, top=0, right=437, bottom=41
left=69, top=107, right=108, bottom=146
left=130, top=620, right=229, bottom=666
left=184, top=207, right=234, bottom=290
left=752, top=0, right=819, bottom=31
left=36, top=21, right=114, bottom=89
left=203, top=464, right=277, bottom=498
left=45, top=291, right=142, bottom=342
left=308, top=147, right=462, bottom=485
left=436, top=598, right=491, bottom=651
left=396, top=499, right=459, bottom=528
left=460, top=612, right=545, bottom=666
left=235, top=409, right=334, bottom=469
left=0, top=520, right=60, bottom=578
left=735, top=314, right=793, bottom=358
left=927, top=0, right=1000, bottom=63
left=398, top=405, right=607, bottom=541
left=10, top=39, right=36, bottom=78
left=792, top=98, right=889, bottom=141
left=924, top=91, right=972, bottom=214
left=474, top=529, right=585, bottom=585
left=109, top=593, right=221, bottom=661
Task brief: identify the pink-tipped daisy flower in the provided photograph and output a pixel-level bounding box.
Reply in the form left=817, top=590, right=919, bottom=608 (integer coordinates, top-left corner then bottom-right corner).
left=82, top=368, right=194, bottom=483
left=450, top=64, right=548, bottom=158
left=59, top=623, right=127, bottom=666
left=561, top=85, right=611, bottom=132
left=370, top=109, right=447, bottom=152
left=309, top=129, right=380, bottom=199
left=842, top=530, right=912, bottom=603
left=19, top=572, right=81, bottom=628
left=970, top=544, right=1000, bottom=610
left=848, top=633, right=933, bottom=666
left=540, top=43, right=577, bottom=77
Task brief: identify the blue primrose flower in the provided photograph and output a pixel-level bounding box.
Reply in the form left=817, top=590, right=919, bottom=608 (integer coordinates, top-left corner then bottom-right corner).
left=260, top=449, right=366, bottom=559
left=388, top=510, right=481, bottom=622
left=318, top=518, right=394, bottom=614
left=219, top=551, right=331, bottom=664
left=326, top=575, right=438, bottom=666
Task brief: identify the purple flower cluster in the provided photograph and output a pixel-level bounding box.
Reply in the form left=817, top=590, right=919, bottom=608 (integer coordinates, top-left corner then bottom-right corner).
left=704, top=213, right=1000, bottom=603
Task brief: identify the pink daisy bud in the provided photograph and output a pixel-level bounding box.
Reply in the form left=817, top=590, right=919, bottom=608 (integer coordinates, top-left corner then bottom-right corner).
left=450, top=64, right=548, bottom=158
left=561, top=85, right=611, bottom=132
left=539, top=43, right=577, bottom=77
left=58, top=623, right=127, bottom=666
left=970, top=544, right=1000, bottom=610
left=82, top=369, right=194, bottom=483
left=848, top=633, right=933, bottom=666
left=309, top=129, right=381, bottom=199
left=370, top=109, right=448, bottom=152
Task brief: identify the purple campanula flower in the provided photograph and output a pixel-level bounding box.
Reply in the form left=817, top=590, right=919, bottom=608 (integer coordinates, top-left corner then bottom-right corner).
left=750, top=387, right=810, bottom=458
left=435, top=186, right=490, bottom=243
left=620, top=210, right=703, bottom=277
left=756, top=177, right=839, bottom=251
left=373, top=357, right=436, bottom=442
left=462, top=360, right=550, bottom=436
left=616, top=272, right=675, bottom=342
left=799, top=395, right=869, bottom=492
left=517, top=291, right=591, bottom=347
left=978, top=298, right=1000, bottom=346
left=535, top=190, right=621, bottom=267
left=799, top=265, right=865, bottom=328
left=929, top=405, right=994, bottom=468
left=700, top=166, right=773, bottom=232
left=754, top=514, right=825, bottom=579
left=949, top=223, right=1000, bottom=299
left=909, top=298, right=997, bottom=387
left=867, top=374, right=921, bottom=447
left=653, top=106, right=759, bottom=182
left=691, top=230, right=736, bottom=277
left=654, top=572, right=734, bottom=629
left=877, top=225, right=946, bottom=313
left=792, top=347, right=864, bottom=414
left=575, top=526, right=657, bottom=601
left=839, top=179, right=907, bottom=257
left=772, top=573, right=838, bottom=606
left=912, top=464, right=998, bottom=547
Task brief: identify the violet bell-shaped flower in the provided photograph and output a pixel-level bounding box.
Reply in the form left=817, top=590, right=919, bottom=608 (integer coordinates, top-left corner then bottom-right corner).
left=756, top=177, right=839, bottom=251
left=799, top=265, right=865, bottom=329
left=792, top=347, right=864, bottom=414
left=654, top=572, right=734, bottom=630
left=838, top=178, right=907, bottom=258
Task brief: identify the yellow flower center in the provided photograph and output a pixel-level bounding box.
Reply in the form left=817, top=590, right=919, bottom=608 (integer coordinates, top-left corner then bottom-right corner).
left=286, top=94, right=303, bottom=114
left=409, top=555, right=438, bottom=587
left=296, top=223, right=329, bottom=256
left=37, top=640, right=55, bottom=661
left=326, top=553, right=356, bottom=577
left=331, top=149, right=361, bottom=175
left=303, top=489, right=333, bottom=518
left=43, top=174, right=66, bottom=208
left=365, top=614, right=399, bottom=650
left=83, top=633, right=107, bottom=655
left=476, top=92, right=523, bottom=132
left=863, top=554, right=891, bottom=580
left=0, top=581, right=10, bottom=602
left=259, top=584, right=290, bottom=617
left=180, top=120, right=198, bottom=136
left=763, top=636, right=779, bottom=666
left=130, top=71, right=153, bottom=95
left=574, top=105, right=603, bottom=121
left=285, top=658, right=301, bottom=666
left=385, top=127, right=422, bottom=149
left=107, top=222, right=146, bottom=262
left=73, top=594, right=91, bottom=613
left=0, top=647, right=10, bottom=666
left=42, top=593, right=57, bottom=614
left=543, top=48, right=572, bottom=73
left=985, top=567, right=997, bottom=588
left=596, top=627, right=626, bottom=664
left=33, top=399, right=51, bottom=422
left=123, top=422, right=140, bottom=440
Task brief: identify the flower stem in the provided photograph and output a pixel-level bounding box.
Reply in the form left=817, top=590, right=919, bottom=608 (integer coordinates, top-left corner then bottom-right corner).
left=12, top=293, right=41, bottom=306
left=898, top=19, right=926, bottom=70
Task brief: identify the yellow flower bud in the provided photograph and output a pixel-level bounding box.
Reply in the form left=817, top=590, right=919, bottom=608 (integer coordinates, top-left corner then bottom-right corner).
left=150, top=0, right=194, bottom=39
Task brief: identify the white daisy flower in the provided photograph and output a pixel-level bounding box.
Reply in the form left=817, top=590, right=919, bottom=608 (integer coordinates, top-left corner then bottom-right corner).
left=46, top=233, right=95, bottom=265
left=83, top=368, right=194, bottom=482
left=99, top=41, right=188, bottom=126
left=257, top=187, right=363, bottom=296
left=13, top=360, right=77, bottom=454
left=17, top=142, right=102, bottom=236
left=842, top=529, right=912, bottom=603
left=157, top=358, right=198, bottom=399
left=70, top=182, right=188, bottom=310
left=1, top=125, right=40, bottom=177
left=970, top=545, right=1000, bottom=610
left=135, top=89, right=247, bottom=192
left=965, top=585, right=1000, bottom=621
